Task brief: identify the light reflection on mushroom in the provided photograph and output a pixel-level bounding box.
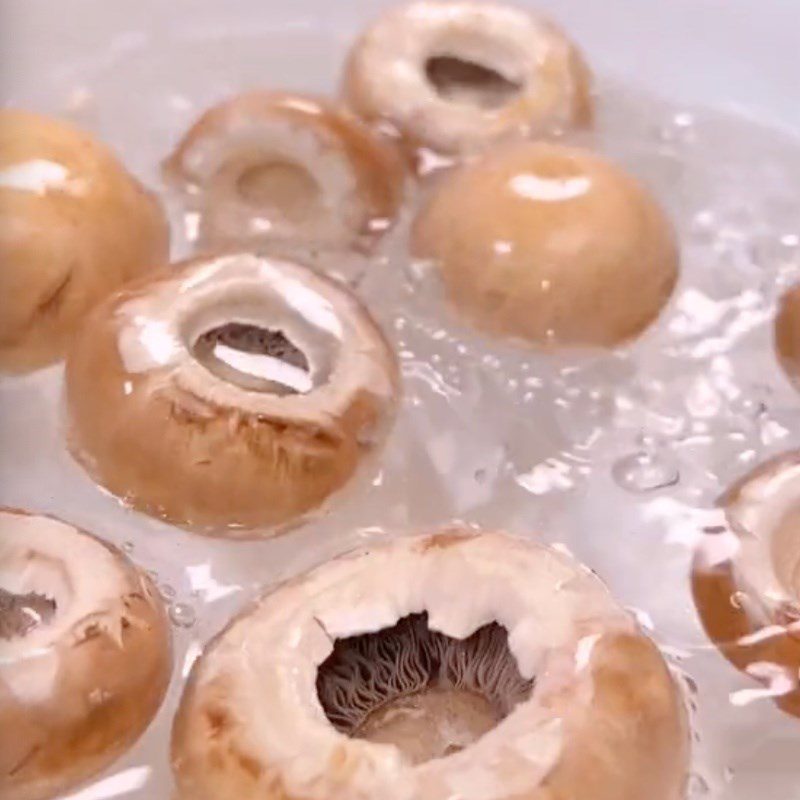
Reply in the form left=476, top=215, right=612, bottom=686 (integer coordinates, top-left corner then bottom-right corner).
left=163, top=92, right=405, bottom=255
left=0, top=509, right=171, bottom=800
left=172, top=530, right=688, bottom=800
left=691, top=452, right=800, bottom=717
left=343, top=1, right=593, bottom=160
left=0, top=110, right=169, bottom=374
left=411, top=141, right=679, bottom=347
left=64, top=253, right=400, bottom=536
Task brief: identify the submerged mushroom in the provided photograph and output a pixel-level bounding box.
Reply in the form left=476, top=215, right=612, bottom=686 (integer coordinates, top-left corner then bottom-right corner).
left=692, top=453, right=800, bottom=717
left=411, top=141, right=679, bottom=347
left=0, top=508, right=171, bottom=800
left=163, top=92, right=405, bottom=253
left=343, top=1, right=592, bottom=159
left=0, top=109, right=169, bottom=373
left=775, top=283, right=800, bottom=392
left=172, top=530, right=688, bottom=800
left=64, top=252, right=400, bottom=536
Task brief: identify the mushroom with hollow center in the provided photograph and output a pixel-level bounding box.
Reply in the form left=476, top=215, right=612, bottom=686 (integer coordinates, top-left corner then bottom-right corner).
left=0, top=508, right=172, bottom=800
left=411, top=141, right=680, bottom=347
left=692, top=453, right=800, bottom=717
left=64, top=252, right=400, bottom=536
left=172, top=529, right=689, bottom=800
left=163, top=92, right=405, bottom=253
left=0, top=109, right=170, bottom=373
left=343, top=1, right=593, bottom=159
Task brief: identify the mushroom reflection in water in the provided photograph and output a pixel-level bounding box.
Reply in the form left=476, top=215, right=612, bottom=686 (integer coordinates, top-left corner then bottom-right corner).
left=172, top=530, right=688, bottom=800
left=0, top=509, right=171, bottom=800
left=64, top=253, right=400, bottom=536
left=692, top=453, right=800, bottom=717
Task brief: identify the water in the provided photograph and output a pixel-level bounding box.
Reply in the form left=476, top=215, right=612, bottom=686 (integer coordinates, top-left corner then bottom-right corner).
left=3, top=21, right=800, bottom=800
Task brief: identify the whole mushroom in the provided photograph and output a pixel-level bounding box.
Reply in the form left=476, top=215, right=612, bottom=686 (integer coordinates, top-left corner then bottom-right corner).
left=0, top=508, right=172, bottom=800
left=65, top=252, right=400, bottom=535
left=0, top=110, right=169, bottom=373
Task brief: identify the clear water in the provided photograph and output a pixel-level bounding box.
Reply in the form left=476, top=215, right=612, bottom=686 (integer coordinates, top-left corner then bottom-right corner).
left=3, top=23, right=800, bottom=800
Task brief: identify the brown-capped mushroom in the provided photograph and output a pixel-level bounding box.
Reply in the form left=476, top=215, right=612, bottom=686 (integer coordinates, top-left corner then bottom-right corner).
left=172, top=529, right=688, bottom=800
left=163, top=92, right=405, bottom=254
left=0, top=508, right=171, bottom=800
left=692, top=453, right=800, bottom=717
left=411, top=141, right=679, bottom=347
left=64, top=252, right=400, bottom=536
left=343, top=1, right=592, bottom=159
left=775, top=283, right=800, bottom=392
left=0, top=110, right=169, bottom=373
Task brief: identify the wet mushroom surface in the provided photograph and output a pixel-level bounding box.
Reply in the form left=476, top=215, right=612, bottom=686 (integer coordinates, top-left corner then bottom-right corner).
left=171, top=531, right=688, bottom=800
left=0, top=508, right=172, bottom=800
left=692, top=453, right=800, bottom=717
left=3, top=3, right=800, bottom=800
left=0, top=109, right=169, bottom=374
left=64, top=252, right=400, bottom=535
left=163, top=91, right=405, bottom=255
left=343, top=0, right=593, bottom=158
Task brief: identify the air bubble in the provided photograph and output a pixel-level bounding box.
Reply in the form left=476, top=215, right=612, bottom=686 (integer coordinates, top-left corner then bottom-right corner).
left=122, top=541, right=134, bottom=553
left=160, top=583, right=176, bottom=600
left=169, top=602, right=197, bottom=629
left=729, top=391, right=768, bottom=422
left=611, top=450, right=680, bottom=493
left=656, top=112, right=697, bottom=149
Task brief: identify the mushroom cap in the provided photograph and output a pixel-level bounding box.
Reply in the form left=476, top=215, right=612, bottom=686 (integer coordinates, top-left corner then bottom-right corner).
left=343, top=1, right=593, bottom=157
left=172, top=529, right=688, bottom=800
left=721, top=451, right=800, bottom=619
left=0, top=508, right=172, bottom=800
left=691, top=453, right=800, bottom=717
left=0, top=110, right=170, bottom=373
left=64, top=252, right=400, bottom=536
left=775, top=283, right=800, bottom=392
left=411, top=141, right=679, bottom=347
left=163, top=91, right=405, bottom=252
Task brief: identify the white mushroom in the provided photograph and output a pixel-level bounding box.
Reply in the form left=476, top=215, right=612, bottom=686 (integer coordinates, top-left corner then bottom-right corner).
left=411, top=141, right=679, bottom=347
left=343, top=1, right=593, bottom=159
left=0, top=508, right=172, bottom=800
left=64, top=253, right=400, bottom=536
left=172, top=529, right=688, bottom=800
left=692, top=453, right=800, bottom=717
left=163, top=92, right=405, bottom=253
left=0, top=110, right=169, bottom=373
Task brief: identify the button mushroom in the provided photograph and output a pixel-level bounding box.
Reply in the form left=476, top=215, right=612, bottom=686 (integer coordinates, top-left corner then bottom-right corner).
left=0, top=508, right=172, bottom=800
left=64, top=252, right=400, bottom=535
left=343, top=1, right=592, bottom=159
left=411, top=141, right=679, bottom=347
left=0, top=110, right=169, bottom=373
left=163, top=92, right=405, bottom=254
left=172, top=529, right=688, bottom=800
left=693, top=453, right=800, bottom=717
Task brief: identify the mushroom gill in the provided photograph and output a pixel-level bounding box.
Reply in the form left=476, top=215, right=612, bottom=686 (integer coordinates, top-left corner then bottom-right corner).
left=0, top=588, right=56, bottom=640
left=316, top=612, right=532, bottom=764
